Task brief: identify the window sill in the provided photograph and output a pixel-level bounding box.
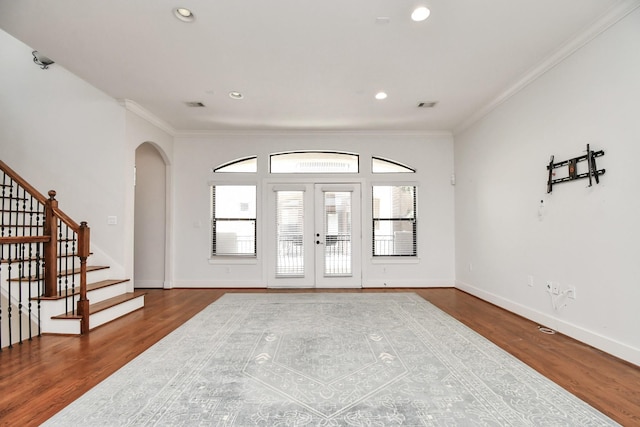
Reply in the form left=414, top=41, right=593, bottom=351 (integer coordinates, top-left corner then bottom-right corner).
left=208, top=256, right=258, bottom=265
left=371, top=257, right=420, bottom=264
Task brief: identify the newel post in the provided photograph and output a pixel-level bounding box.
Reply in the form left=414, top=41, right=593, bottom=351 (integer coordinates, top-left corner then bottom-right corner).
left=43, top=190, right=59, bottom=297
left=77, top=221, right=91, bottom=334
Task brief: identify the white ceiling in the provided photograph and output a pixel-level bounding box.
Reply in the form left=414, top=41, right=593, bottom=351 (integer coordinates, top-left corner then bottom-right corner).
left=0, top=0, right=630, bottom=133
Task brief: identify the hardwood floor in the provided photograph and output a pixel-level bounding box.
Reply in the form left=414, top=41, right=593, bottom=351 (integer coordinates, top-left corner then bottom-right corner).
left=0, top=288, right=638, bottom=426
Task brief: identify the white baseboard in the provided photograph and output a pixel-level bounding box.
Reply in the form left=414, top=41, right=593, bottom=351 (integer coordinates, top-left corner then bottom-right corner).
left=172, top=280, right=266, bottom=288
left=456, top=280, right=640, bottom=367
left=364, top=279, right=455, bottom=288
left=134, top=279, right=164, bottom=289
left=173, top=280, right=455, bottom=289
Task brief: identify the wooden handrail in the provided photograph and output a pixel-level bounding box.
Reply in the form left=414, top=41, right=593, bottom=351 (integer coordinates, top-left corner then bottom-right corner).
left=49, top=191, right=80, bottom=231
left=0, top=160, right=48, bottom=204
left=0, top=236, right=50, bottom=244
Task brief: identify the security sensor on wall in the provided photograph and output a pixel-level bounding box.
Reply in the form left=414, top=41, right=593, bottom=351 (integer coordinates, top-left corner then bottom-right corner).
left=32, top=51, right=55, bottom=69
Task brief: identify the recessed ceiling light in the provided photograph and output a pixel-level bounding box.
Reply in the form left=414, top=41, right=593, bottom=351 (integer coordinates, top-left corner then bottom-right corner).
left=174, top=7, right=195, bottom=22
left=411, top=6, right=431, bottom=22
left=229, top=91, right=244, bottom=100
left=375, top=92, right=388, bottom=100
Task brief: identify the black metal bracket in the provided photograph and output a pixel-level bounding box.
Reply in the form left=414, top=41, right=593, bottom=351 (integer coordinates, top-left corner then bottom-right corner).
left=546, top=144, right=605, bottom=193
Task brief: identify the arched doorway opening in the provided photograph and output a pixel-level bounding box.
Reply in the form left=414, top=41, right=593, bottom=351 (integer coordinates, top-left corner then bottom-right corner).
left=134, top=142, right=166, bottom=288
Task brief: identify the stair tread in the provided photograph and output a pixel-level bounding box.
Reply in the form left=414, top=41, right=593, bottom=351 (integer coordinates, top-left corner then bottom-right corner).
left=89, top=291, right=146, bottom=315
left=51, top=291, right=146, bottom=319
left=9, top=265, right=109, bottom=282
left=36, top=279, right=130, bottom=300
left=1, top=252, right=94, bottom=264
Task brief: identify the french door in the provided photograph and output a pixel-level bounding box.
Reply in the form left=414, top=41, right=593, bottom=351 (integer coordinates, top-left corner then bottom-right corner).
left=267, top=183, right=361, bottom=288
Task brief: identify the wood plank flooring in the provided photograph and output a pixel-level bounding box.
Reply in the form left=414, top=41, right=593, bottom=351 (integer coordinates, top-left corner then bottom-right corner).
left=0, top=288, right=638, bottom=426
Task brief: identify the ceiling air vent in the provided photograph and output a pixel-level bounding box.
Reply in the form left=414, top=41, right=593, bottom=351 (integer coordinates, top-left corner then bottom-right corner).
left=417, top=101, right=437, bottom=108
left=185, top=101, right=206, bottom=107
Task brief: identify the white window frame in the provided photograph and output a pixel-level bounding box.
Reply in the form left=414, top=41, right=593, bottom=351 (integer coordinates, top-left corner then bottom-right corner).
left=372, top=184, right=417, bottom=257
left=210, top=183, right=258, bottom=259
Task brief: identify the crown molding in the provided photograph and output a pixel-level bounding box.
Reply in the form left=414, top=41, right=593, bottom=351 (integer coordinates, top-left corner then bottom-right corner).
left=117, top=99, right=452, bottom=138
left=118, top=99, right=176, bottom=136
left=173, top=129, right=453, bottom=139
left=453, top=0, right=640, bottom=135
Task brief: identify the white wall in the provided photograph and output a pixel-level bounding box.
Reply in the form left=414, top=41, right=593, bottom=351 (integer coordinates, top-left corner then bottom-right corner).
left=0, top=31, right=175, bottom=287
left=454, top=9, right=640, bottom=365
left=0, top=29, right=127, bottom=271
left=173, top=132, right=455, bottom=288
left=124, top=107, right=174, bottom=289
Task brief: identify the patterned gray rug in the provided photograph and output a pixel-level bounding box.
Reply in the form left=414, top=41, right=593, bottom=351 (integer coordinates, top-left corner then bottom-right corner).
left=44, top=293, right=617, bottom=426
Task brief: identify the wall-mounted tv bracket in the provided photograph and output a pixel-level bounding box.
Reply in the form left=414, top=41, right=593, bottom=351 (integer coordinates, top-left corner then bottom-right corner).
left=546, top=144, right=605, bottom=193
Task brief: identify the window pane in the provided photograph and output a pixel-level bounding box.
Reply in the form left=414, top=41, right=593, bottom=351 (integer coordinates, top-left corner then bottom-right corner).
left=214, top=220, right=256, bottom=255
left=323, top=191, right=352, bottom=276
left=276, top=191, right=304, bottom=277
left=214, top=186, right=256, bottom=218
left=213, top=157, right=257, bottom=173
left=373, top=219, right=415, bottom=256
left=271, top=151, right=359, bottom=173
left=373, top=186, right=415, bottom=218
left=212, top=185, right=257, bottom=256
left=372, top=157, right=415, bottom=173
left=372, top=185, right=417, bottom=256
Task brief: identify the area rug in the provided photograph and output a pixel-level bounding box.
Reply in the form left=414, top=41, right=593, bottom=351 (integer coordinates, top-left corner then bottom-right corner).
left=44, top=293, right=618, bottom=426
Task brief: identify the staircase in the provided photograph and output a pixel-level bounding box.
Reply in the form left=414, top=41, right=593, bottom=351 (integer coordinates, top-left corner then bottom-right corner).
left=0, top=160, right=144, bottom=348
left=32, top=269, right=145, bottom=335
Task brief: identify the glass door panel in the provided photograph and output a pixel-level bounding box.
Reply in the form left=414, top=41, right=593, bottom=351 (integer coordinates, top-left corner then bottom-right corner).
left=315, top=184, right=361, bottom=288
left=275, top=191, right=305, bottom=277
left=321, top=191, right=352, bottom=276
left=268, top=183, right=360, bottom=288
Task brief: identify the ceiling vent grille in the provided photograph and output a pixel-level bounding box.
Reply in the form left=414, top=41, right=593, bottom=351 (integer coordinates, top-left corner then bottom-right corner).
left=417, top=101, right=437, bottom=108
left=185, top=101, right=206, bottom=107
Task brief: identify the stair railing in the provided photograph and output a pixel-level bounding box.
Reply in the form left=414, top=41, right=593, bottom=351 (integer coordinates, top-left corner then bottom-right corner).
left=0, top=160, right=90, bottom=348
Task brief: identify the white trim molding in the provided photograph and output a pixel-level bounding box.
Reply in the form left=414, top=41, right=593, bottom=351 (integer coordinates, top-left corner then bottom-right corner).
left=119, top=99, right=176, bottom=136
left=454, top=0, right=640, bottom=135
left=456, top=280, right=640, bottom=367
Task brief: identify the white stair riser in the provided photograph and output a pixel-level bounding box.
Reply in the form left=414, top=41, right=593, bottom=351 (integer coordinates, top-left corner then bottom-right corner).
left=90, top=296, right=145, bottom=330
left=38, top=282, right=128, bottom=319
left=58, top=268, right=112, bottom=285
left=40, top=300, right=76, bottom=322
left=4, top=278, right=125, bottom=304
left=2, top=269, right=112, bottom=301
left=43, top=317, right=81, bottom=335
left=87, top=282, right=128, bottom=304
left=3, top=261, right=143, bottom=335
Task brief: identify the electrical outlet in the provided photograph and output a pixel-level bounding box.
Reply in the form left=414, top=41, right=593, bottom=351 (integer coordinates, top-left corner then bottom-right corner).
left=527, top=275, right=534, bottom=287
left=567, top=286, right=577, bottom=299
